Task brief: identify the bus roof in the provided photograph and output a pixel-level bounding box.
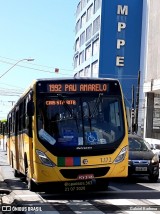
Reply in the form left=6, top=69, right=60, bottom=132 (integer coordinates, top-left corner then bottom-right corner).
left=7, top=77, right=121, bottom=116
left=19, top=77, right=121, bottom=98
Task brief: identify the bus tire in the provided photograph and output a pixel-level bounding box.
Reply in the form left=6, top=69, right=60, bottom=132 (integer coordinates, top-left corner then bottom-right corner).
left=14, top=169, right=20, bottom=177
left=24, top=154, right=38, bottom=192
left=96, top=178, right=109, bottom=191
left=28, top=178, right=38, bottom=192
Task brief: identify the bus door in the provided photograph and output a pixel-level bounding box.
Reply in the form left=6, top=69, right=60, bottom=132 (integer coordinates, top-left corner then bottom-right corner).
left=14, top=109, right=20, bottom=171
left=25, top=96, right=34, bottom=178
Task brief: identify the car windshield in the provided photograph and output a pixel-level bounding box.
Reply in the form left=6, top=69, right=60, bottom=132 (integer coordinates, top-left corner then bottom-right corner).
left=155, top=144, right=160, bottom=150
left=129, top=136, right=151, bottom=151
left=36, top=94, right=124, bottom=148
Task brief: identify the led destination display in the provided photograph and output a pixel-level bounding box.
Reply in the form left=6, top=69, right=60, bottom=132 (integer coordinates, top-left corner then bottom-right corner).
left=48, top=83, right=108, bottom=93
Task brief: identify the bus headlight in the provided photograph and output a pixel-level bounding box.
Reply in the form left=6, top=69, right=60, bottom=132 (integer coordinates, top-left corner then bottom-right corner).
left=36, top=150, right=56, bottom=167
left=114, top=146, right=128, bottom=164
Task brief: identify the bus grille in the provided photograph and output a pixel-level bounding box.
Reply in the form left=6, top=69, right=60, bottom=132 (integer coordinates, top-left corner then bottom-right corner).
left=60, top=167, right=110, bottom=179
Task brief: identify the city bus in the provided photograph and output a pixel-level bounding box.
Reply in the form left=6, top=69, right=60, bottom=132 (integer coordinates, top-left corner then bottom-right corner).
left=0, top=119, right=7, bottom=150
left=7, top=78, right=128, bottom=192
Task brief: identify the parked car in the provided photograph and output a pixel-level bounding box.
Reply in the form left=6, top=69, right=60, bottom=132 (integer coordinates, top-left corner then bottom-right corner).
left=128, top=134, right=159, bottom=182
left=145, top=138, right=160, bottom=162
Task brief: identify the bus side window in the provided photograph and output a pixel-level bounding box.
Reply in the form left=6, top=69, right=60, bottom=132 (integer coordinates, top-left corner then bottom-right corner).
left=27, top=100, right=34, bottom=117
left=23, top=99, right=26, bottom=129
left=26, top=97, right=33, bottom=137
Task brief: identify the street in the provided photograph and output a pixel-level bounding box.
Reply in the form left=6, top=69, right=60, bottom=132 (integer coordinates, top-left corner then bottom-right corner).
left=0, top=149, right=160, bottom=213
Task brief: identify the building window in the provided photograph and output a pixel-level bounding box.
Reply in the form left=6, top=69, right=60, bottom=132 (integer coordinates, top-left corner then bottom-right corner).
left=75, top=38, right=80, bottom=51
left=81, top=0, right=87, bottom=9
left=79, top=69, right=84, bottom=77
left=87, top=4, right=93, bottom=21
left=74, top=55, right=79, bottom=68
left=80, top=31, right=85, bottom=46
left=84, top=65, right=91, bottom=77
left=81, top=13, right=86, bottom=28
left=94, top=0, right=101, bottom=13
left=85, top=45, right=92, bottom=61
left=91, top=60, right=98, bottom=77
left=92, top=38, right=99, bottom=55
left=86, top=24, right=92, bottom=41
left=76, top=2, right=81, bottom=17
left=93, top=16, right=100, bottom=35
left=75, top=19, right=81, bottom=34
left=79, top=51, right=85, bottom=64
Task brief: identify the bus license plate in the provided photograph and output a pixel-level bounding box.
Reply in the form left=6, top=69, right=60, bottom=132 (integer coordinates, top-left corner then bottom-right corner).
left=77, top=174, right=94, bottom=180
left=135, top=167, right=147, bottom=171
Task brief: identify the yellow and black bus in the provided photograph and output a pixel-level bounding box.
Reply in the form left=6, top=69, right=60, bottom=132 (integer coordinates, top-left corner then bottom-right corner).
left=7, top=78, right=128, bottom=192
left=0, top=119, right=7, bottom=151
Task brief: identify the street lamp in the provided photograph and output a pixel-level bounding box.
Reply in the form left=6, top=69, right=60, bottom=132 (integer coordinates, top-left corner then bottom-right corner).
left=0, top=58, right=34, bottom=79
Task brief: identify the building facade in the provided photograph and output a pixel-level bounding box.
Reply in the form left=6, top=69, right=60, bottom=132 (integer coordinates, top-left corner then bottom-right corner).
left=73, top=0, right=143, bottom=106
left=74, top=0, right=101, bottom=79
left=73, top=0, right=160, bottom=140
left=142, top=0, right=160, bottom=139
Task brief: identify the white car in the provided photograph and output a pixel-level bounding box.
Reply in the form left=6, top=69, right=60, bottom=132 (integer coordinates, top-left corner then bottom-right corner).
left=145, top=138, right=160, bottom=162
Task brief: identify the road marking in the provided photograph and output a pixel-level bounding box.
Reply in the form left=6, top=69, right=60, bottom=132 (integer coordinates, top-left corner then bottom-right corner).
left=94, top=199, right=156, bottom=214
left=108, top=185, right=122, bottom=191
left=39, top=189, right=159, bottom=198
left=10, top=196, right=160, bottom=214
left=110, top=190, right=159, bottom=194
left=147, top=199, right=160, bottom=205
left=14, top=195, right=41, bottom=197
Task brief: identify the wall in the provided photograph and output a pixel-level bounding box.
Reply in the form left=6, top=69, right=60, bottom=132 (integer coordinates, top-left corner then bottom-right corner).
left=99, top=0, right=143, bottom=105
left=145, top=0, right=160, bottom=82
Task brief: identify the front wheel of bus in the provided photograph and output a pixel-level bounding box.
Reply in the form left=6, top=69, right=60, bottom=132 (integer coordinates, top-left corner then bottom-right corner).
left=27, top=178, right=38, bottom=192
left=96, top=178, right=109, bottom=191
left=24, top=156, right=38, bottom=192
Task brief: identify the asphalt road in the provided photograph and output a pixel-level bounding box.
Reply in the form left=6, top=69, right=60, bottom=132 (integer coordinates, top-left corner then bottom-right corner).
left=0, top=149, right=160, bottom=213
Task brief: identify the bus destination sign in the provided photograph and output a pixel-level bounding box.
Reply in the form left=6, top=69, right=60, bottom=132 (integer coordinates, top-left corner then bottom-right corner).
left=47, top=83, right=108, bottom=93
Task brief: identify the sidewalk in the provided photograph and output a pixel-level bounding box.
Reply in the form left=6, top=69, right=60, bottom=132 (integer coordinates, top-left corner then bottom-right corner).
left=0, top=148, right=31, bottom=206
left=0, top=149, right=11, bottom=195
left=0, top=149, right=52, bottom=213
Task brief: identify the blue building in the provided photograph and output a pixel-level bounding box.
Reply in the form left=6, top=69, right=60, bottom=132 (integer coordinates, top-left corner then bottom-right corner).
left=73, top=0, right=143, bottom=106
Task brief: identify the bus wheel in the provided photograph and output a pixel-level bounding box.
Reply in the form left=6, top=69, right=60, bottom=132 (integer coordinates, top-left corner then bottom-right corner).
left=24, top=156, right=38, bottom=192
left=28, top=178, right=38, bottom=192
left=95, top=178, right=109, bottom=191
left=14, top=169, right=20, bottom=177
left=14, top=169, right=24, bottom=178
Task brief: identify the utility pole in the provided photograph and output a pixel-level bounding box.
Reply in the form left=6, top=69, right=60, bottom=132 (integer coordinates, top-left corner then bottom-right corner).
left=131, top=85, right=135, bottom=133
left=135, top=70, right=140, bottom=133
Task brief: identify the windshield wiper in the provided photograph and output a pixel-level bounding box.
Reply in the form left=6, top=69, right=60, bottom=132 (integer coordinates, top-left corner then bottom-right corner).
left=57, top=94, right=72, bottom=115
left=91, top=93, right=103, bottom=118
left=57, top=94, right=79, bottom=131
left=83, top=101, right=92, bottom=131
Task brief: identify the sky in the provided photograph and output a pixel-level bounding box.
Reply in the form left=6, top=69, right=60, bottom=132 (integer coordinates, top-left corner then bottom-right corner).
left=0, top=0, right=79, bottom=119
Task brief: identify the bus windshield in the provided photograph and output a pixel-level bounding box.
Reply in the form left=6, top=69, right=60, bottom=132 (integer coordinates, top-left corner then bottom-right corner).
left=37, top=94, right=124, bottom=150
